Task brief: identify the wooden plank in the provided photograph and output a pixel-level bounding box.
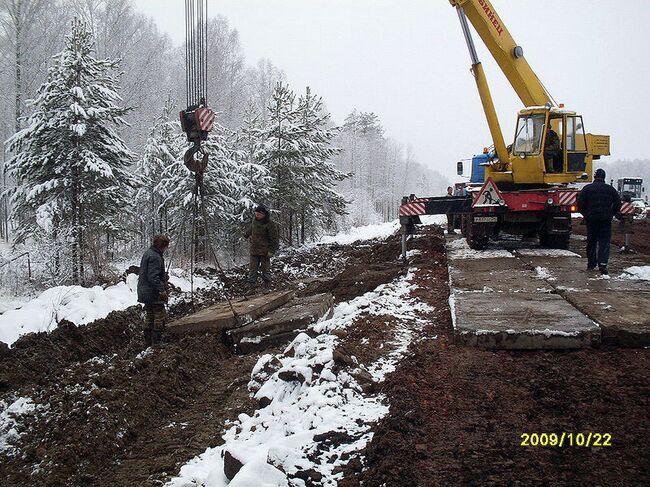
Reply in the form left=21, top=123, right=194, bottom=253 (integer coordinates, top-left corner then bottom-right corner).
left=228, top=293, right=334, bottom=353
left=167, top=291, right=295, bottom=335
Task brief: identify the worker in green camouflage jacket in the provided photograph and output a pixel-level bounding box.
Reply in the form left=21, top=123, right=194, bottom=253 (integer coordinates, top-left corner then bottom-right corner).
left=244, top=204, right=279, bottom=289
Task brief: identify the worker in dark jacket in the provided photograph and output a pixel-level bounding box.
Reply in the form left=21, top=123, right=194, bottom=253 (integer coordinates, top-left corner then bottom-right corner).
left=446, top=186, right=456, bottom=234
left=544, top=127, right=561, bottom=173
left=137, top=234, right=170, bottom=346
left=577, top=169, right=622, bottom=275
left=244, top=205, right=279, bottom=290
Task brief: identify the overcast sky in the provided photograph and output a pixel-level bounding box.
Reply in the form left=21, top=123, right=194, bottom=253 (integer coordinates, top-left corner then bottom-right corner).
left=134, top=0, right=650, bottom=180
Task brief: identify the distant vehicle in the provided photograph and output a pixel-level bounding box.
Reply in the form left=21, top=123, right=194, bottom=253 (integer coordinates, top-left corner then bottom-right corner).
left=616, top=177, right=644, bottom=200
left=616, top=178, right=646, bottom=215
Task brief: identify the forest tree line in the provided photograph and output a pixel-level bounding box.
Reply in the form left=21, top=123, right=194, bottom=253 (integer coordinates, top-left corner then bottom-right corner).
left=0, top=0, right=447, bottom=286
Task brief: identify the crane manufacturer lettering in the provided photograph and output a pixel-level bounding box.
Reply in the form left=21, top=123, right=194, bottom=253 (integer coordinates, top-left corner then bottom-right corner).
left=477, top=0, right=503, bottom=36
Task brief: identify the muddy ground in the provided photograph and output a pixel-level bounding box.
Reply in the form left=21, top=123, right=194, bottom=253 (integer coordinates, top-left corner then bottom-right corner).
left=0, top=233, right=407, bottom=486
left=341, top=227, right=650, bottom=487
left=1, top=224, right=649, bottom=486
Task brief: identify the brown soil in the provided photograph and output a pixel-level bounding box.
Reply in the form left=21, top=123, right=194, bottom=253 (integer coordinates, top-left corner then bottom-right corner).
left=0, top=233, right=407, bottom=486
left=573, top=217, right=650, bottom=255
left=341, top=226, right=650, bottom=487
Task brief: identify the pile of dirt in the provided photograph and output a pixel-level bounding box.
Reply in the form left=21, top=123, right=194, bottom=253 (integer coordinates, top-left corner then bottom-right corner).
left=340, top=226, right=650, bottom=486
left=304, top=234, right=407, bottom=302
left=0, top=307, right=143, bottom=392
left=573, top=217, right=650, bottom=255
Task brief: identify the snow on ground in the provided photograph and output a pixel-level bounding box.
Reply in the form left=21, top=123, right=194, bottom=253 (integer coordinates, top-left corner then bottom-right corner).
left=167, top=271, right=432, bottom=487
left=319, top=220, right=400, bottom=245
left=0, top=270, right=215, bottom=346
left=517, top=249, right=580, bottom=258
left=419, top=215, right=447, bottom=226
left=0, top=293, right=30, bottom=314
left=0, top=397, right=37, bottom=455
left=446, top=237, right=513, bottom=260
left=534, top=266, right=556, bottom=281
left=620, top=266, right=650, bottom=281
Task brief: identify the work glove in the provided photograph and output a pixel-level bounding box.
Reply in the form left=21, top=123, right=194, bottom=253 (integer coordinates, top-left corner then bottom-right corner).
left=159, top=291, right=168, bottom=302
left=268, top=251, right=275, bottom=258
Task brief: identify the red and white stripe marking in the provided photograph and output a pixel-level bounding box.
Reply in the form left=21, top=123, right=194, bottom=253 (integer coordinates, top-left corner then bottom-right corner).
left=196, top=107, right=215, bottom=132
left=399, top=200, right=426, bottom=216
left=556, top=191, right=578, bottom=206
left=620, top=202, right=635, bottom=214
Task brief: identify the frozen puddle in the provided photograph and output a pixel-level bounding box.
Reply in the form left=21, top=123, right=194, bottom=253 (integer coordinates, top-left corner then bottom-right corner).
left=167, top=271, right=432, bottom=487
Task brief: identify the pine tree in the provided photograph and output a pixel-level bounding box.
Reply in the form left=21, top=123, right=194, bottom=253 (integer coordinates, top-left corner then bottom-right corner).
left=234, top=103, right=272, bottom=222
left=6, top=18, right=136, bottom=284
left=261, top=82, right=305, bottom=246
left=294, top=87, right=347, bottom=242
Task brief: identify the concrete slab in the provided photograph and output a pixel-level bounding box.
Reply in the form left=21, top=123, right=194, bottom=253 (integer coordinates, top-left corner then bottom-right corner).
left=167, top=291, right=294, bottom=335
left=448, top=257, right=552, bottom=293
left=453, top=292, right=600, bottom=349
left=562, top=290, right=650, bottom=347
left=228, top=293, right=334, bottom=354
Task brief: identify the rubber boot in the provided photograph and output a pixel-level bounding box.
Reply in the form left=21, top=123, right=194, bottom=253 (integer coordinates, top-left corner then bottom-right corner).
left=151, top=330, right=164, bottom=347
left=245, top=282, right=257, bottom=296
left=143, top=329, right=153, bottom=348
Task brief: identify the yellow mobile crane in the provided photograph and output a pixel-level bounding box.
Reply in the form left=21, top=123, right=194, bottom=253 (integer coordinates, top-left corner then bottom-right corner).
left=449, top=0, right=609, bottom=186
left=399, top=0, right=632, bottom=250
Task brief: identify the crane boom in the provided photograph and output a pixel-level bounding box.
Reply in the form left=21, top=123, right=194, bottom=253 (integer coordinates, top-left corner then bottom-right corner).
left=449, top=0, right=553, bottom=108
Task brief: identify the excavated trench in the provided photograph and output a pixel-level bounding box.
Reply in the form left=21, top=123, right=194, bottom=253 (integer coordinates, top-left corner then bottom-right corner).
left=0, top=232, right=407, bottom=486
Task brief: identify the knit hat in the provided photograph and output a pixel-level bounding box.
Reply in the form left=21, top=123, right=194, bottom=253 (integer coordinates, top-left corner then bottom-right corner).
left=594, top=168, right=606, bottom=180
left=254, top=204, right=268, bottom=214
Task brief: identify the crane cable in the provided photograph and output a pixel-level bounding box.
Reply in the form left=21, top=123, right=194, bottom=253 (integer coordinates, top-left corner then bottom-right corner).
left=183, top=0, right=238, bottom=319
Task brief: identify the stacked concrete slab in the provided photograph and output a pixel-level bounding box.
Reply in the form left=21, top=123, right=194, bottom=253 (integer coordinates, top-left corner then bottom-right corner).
left=447, top=235, right=650, bottom=349
left=227, top=293, right=334, bottom=354
left=447, top=237, right=600, bottom=349
left=516, top=250, right=650, bottom=347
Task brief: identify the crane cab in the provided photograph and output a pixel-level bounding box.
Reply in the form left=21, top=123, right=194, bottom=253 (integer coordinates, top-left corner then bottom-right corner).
left=487, top=107, right=609, bottom=187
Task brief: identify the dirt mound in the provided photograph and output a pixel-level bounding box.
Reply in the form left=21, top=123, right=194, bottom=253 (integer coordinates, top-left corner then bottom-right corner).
left=0, top=307, right=143, bottom=392
left=573, top=217, right=650, bottom=255
left=304, top=234, right=407, bottom=302
left=0, top=332, right=263, bottom=486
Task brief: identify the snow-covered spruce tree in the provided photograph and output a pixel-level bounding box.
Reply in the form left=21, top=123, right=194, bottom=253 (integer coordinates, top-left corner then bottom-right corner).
left=6, top=19, right=136, bottom=284
left=135, top=95, right=186, bottom=245
left=294, top=87, right=347, bottom=243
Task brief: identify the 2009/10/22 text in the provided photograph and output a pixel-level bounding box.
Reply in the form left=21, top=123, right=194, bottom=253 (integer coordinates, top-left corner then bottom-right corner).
left=520, top=432, right=612, bottom=448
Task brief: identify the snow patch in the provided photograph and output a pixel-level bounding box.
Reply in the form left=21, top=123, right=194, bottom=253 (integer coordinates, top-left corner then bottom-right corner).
left=517, top=249, right=580, bottom=257
left=447, top=238, right=513, bottom=260
left=0, top=397, right=37, bottom=454
left=167, top=272, right=432, bottom=487
left=319, top=220, right=399, bottom=245
left=620, top=266, right=650, bottom=281
left=0, top=270, right=215, bottom=345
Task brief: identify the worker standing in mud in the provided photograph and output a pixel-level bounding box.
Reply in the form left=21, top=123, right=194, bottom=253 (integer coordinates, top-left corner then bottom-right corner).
left=578, top=169, right=622, bottom=275
left=137, top=234, right=170, bottom=346
left=244, top=205, right=279, bottom=292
